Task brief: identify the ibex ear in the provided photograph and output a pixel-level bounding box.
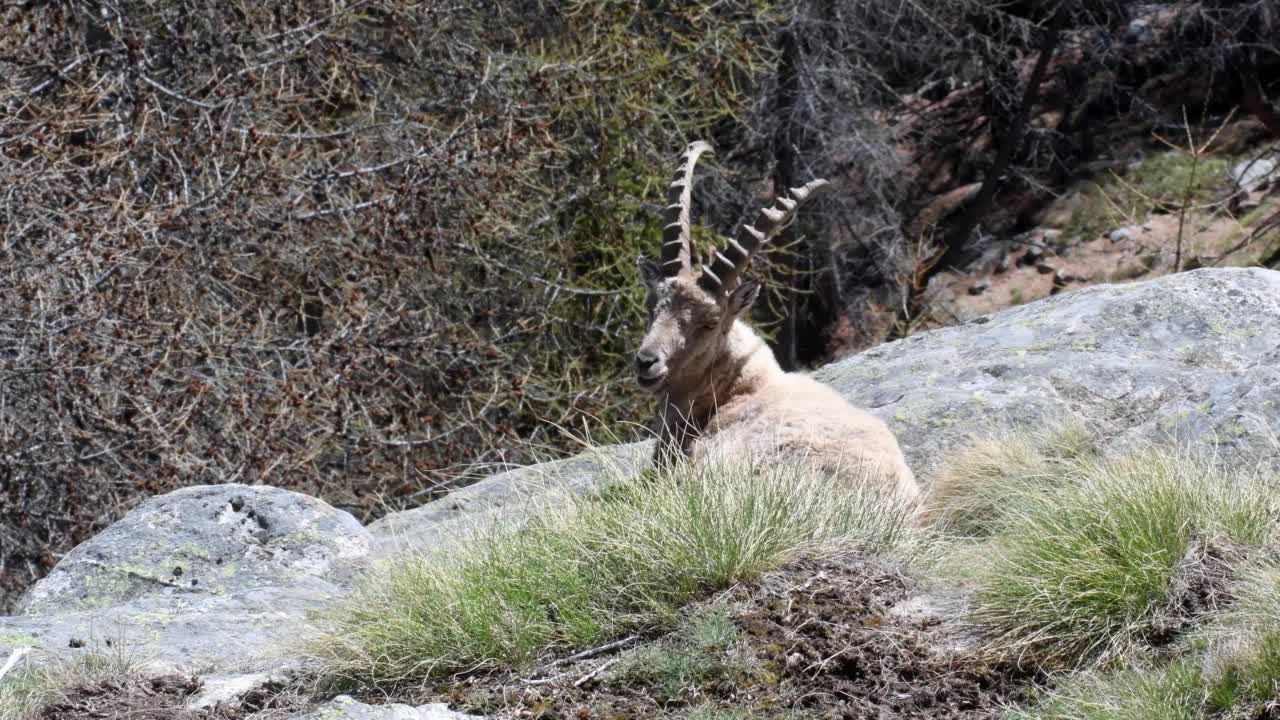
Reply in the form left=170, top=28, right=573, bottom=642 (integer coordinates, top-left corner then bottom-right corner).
left=637, top=256, right=662, bottom=291
left=727, top=280, right=760, bottom=317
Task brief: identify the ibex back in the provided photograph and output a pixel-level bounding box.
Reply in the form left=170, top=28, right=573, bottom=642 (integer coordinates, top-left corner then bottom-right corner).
left=634, top=141, right=920, bottom=502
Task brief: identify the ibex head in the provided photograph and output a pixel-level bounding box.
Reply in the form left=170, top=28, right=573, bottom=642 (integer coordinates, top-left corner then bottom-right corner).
left=634, top=141, right=829, bottom=395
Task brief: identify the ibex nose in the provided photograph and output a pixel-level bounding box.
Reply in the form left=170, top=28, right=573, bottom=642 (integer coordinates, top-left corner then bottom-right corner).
left=635, top=351, right=659, bottom=373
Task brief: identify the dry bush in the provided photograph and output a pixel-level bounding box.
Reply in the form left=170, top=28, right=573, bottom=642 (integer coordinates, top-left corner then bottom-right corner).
left=0, top=0, right=781, bottom=610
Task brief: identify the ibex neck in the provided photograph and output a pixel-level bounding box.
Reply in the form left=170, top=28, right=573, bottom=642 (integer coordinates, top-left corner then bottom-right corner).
left=668, top=320, right=780, bottom=422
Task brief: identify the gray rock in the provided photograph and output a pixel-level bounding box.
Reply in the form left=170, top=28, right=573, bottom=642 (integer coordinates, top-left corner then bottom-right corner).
left=1231, top=157, right=1277, bottom=193
left=1016, top=242, right=1044, bottom=267
left=816, top=268, right=1280, bottom=478
left=368, top=441, right=651, bottom=560
left=2, top=485, right=373, bottom=696
left=1126, top=18, right=1152, bottom=43
left=1108, top=228, right=1133, bottom=242
left=290, top=696, right=480, bottom=719
left=21, top=484, right=370, bottom=615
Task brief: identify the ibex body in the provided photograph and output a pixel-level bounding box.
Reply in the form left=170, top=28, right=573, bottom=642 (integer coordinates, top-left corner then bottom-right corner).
left=635, top=141, right=919, bottom=502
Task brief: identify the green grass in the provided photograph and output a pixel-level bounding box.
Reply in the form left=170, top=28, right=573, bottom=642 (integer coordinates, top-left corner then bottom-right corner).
left=924, top=423, right=1096, bottom=538
left=1200, top=561, right=1280, bottom=714
left=0, top=650, right=137, bottom=720
left=1062, top=151, right=1232, bottom=241
left=612, top=608, right=757, bottom=704
left=967, top=448, right=1276, bottom=665
left=1009, top=660, right=1204, bottom=720
left=315, top=453, right=920, bottom=687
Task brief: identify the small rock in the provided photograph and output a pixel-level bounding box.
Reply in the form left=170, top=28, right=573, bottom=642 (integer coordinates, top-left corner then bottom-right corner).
left=1236, top=195, right=1262, bottom=214
left=291, top=696, right=481, bottom=719
left=1109, top=228, right=1133, bottom=243
left=1035, top=263, right=1056, bottom=275
left=1126, top=18, right=1152, bottom=43
left=1231, top=157, right=1278, bottom=194
left=968, top=280, right=991, bottom=296
left=188, top=672, right=278, bottom=710
left=995, top=255, right=1011, bottom=275
left=1050, top=270, right=1072, bottom=295
left=1017, top=243, right=1045, bottom=267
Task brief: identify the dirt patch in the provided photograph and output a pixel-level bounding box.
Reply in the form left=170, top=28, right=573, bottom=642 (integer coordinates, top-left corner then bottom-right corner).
left=442, top=557, right=1038, bottom=719
left=31, top=674, right=306, bottom=720
left=921, top=193, right=1280, bottom=329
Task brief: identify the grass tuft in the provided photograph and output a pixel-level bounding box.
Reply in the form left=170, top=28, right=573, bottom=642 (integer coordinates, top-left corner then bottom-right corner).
left=1200, top=561, right=1280, bottom=714
left=1009, top=660, right=1203, bottom=720
left=0, top=651, right=136, bottom=720
left=925, top=423, right=1096, bottom=538
left=969, top=447, right=1276, bottom=665
left=314, top=454, right=920, bottom=687
left=611, top=607, right=756, bottom=704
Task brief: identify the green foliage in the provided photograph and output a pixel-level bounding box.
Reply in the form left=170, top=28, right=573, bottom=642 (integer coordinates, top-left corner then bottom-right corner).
left=965, top=446, right=1276, bottom=665
left=314, top=453, right=919, bottom=686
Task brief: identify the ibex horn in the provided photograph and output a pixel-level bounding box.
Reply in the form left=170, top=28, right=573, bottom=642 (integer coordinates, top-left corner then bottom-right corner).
left=698, top=178, right=830, bottom=294
left=660, top=141, right=714, bottom=277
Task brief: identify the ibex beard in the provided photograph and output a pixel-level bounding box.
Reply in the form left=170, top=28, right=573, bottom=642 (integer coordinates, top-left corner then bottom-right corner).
left=634, top=141, right=920, bottom=504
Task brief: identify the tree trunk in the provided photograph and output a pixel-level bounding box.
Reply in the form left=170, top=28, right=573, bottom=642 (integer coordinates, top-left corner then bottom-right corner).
left=766, top=27, right=802, bottom=371
left=937, top=2, right=1069, bottom=270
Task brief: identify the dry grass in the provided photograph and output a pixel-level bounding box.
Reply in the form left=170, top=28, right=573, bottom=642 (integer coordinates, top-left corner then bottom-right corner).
left=312, top=452, right=922, bottom=688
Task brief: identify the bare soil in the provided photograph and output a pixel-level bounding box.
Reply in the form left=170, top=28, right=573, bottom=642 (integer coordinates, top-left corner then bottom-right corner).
left=924, top=193, right=1280, bottom=329
left=441, top=557, right=1039, bottom=719
left=32, top=674, right=307, bottom=720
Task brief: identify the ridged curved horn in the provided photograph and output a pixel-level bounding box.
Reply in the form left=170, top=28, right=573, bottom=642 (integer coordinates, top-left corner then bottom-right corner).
left=698, top=178, right=830, bottom=295
left=660, top=141, right=714, bottom=277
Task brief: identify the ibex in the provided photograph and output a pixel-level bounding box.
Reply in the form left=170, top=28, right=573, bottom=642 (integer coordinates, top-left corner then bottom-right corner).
left=634, top=141, right=920, bottom=502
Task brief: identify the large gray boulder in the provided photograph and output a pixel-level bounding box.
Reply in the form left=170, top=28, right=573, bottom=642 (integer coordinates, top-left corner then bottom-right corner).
left=367, top=441, right=651, bottom=560
left=817, top=267, right=1280, bottom=476
left=1, top=485, right=374, bottom=706
left=20, top=483, right=370, bottom=615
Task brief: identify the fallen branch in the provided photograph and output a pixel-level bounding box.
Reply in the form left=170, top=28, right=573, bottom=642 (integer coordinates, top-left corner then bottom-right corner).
left=555, top=634, right=637, bottom=666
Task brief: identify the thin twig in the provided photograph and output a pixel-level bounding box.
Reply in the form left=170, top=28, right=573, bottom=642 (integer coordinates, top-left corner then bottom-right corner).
left=139, top=74, right=227, bottom=110
left=29, top=51, right=108, bottom=95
